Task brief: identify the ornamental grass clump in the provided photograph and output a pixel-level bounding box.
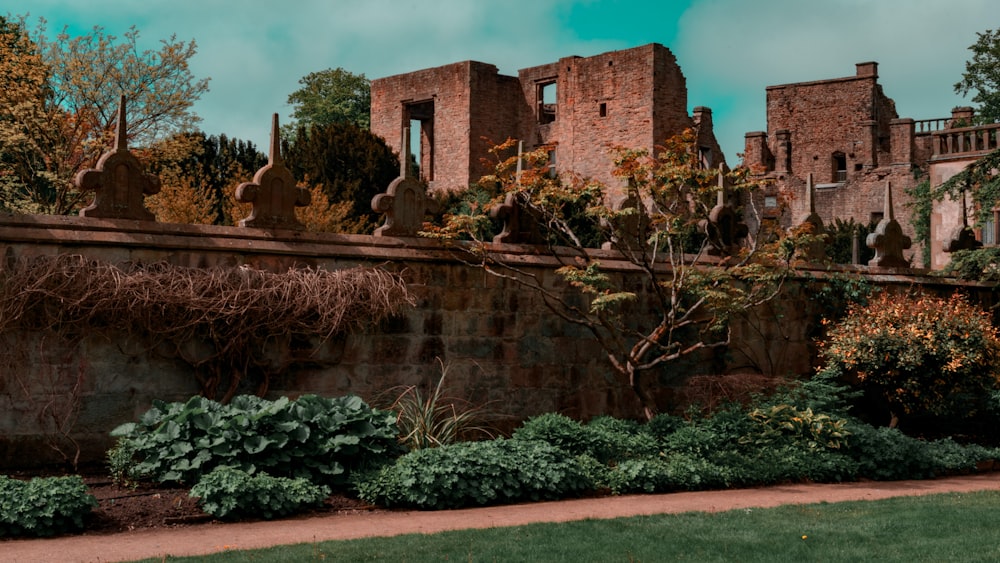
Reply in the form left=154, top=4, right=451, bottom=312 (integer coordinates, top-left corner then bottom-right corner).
left=817, top=291, right=1000, bottom=428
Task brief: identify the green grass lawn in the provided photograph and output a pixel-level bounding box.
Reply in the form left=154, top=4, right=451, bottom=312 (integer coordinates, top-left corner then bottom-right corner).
left=138, top=491, right=1000, bottom=562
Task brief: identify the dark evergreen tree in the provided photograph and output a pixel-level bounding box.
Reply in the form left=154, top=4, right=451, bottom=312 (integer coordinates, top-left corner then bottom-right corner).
left=283, top=123, right=400, bottom=233
left=147, top=132, right=267, bottom=225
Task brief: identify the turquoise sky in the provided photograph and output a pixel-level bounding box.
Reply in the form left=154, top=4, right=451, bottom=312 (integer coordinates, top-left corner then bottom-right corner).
left=4, top=0, right=994, bottom=164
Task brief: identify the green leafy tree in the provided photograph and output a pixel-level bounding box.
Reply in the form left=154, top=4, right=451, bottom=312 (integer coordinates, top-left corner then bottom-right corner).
left=424, top=132, right=808, bottom=419
left=287, top=67, right=371, bottom=130
left=929, top=147, right=1000, bottom=278
left=283, top=122, right=399, bottom=233
left=955, top=28, right=1000, bottom=124
left=0, top=15, right=209, bottom=214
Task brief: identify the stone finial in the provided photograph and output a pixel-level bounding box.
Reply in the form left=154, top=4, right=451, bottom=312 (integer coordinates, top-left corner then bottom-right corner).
left=866, top=181, right=912, bottom=268
left=793, top=173, right=827, bottom=261
left=235, top=114, right=311, bottom=230
left=371, top=127, right=439, bottom=237
left=77, top=95, right=161, bottom=221
left=492, top=141, right=545, bottom=245
left=602, top=177, right=649, bottom=251
left=700, top=166, right=748, bottom=256
left=491, top=191, right=546, bottom=245
left=944, top=189, right=983, bottom=253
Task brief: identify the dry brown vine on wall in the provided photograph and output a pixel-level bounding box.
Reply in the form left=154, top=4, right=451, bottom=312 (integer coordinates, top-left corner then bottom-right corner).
left=0, top=254, right=414, bottom=401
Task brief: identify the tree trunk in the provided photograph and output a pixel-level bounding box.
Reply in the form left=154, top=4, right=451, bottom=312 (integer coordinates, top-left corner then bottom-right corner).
left=627, top=365, right=658, bottom=421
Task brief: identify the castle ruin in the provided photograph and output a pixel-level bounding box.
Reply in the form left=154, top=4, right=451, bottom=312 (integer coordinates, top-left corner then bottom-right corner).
left=371, top=43, right=724, bottom=198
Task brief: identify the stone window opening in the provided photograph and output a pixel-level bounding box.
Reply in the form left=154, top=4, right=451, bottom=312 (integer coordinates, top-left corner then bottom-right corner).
left=979, top=209, right=999, bottom=246
left=405, top=100, right=434, bottom=183
left=537, top=80, right=557, bottom=124
left=832, top=152, right=847, bottom=183
left=599, top=102, right=607, bottom=117
left=546, top=148, right=557, bottom=178
left=699, top=146, right=713, bottom=169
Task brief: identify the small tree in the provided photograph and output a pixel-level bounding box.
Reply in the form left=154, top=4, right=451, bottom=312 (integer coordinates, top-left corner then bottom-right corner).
left=286, top=67, right=371, bottom=130
left=817, top=291, right=1000, bottom=429
left=284, top=122, right=399, bottom=233
left=0, top=16, right=209, bottom=214
left=423, top=132, right=808, bottom=419
left=955, top=28, right=1000, bottom=125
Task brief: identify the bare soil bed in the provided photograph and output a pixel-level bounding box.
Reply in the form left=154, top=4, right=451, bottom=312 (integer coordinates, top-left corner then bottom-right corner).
left=5, top=469, right=380, bottom=536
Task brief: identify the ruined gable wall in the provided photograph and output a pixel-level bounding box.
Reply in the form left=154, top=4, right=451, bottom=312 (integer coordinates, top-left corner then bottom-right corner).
left=763, top=66, right=921, bottom=263
left=563, top=45, right=693, bottom=192
left=371, top=62, right=475, bottom=192
left=371, top=62, right=527, bottom=193
left=468, top=68, right=526, bottom=186
left=766, top=74, right=883, bottom=183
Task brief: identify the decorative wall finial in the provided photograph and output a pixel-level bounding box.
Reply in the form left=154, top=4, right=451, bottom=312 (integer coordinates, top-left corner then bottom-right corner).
left=866, top=181, right=912, bottom=268
left=76, top=95, right=161, bottom=221
left=371, top=127, right=439, bottom=237
left=235, top=114, right=311, bottom=230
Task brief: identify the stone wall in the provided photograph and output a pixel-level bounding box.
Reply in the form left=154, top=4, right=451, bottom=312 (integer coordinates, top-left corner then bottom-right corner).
left=0, top=212, right=988, bottom=468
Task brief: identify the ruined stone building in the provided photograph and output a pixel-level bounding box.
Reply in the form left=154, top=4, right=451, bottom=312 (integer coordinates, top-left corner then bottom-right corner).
left=743, top=62, right=999, bottom=269
left=742, top=62, right=932, bottom=263
left=373, top=46, right=999, bottom=269
left=370, top=43, right=724, bottom=198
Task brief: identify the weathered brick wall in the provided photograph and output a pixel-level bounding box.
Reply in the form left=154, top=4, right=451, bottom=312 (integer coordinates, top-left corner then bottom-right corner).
left=372, top=61, right=523, bottom=193
left=372, top=44, right=724, bottom=202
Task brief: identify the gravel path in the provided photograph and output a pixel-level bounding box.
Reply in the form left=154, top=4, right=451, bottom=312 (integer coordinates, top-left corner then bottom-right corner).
left=6, top=472, right=1000, bottom=563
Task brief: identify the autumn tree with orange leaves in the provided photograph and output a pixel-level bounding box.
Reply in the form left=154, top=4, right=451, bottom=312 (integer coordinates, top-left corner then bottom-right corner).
left=0, top=15, right=208, bottom=215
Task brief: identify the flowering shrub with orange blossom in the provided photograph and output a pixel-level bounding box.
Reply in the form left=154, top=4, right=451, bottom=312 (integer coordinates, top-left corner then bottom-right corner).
left=817, top=292, right=1000, bottom=427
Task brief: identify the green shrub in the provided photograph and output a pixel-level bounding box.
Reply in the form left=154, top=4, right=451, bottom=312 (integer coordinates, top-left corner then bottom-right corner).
left=512, top=413, right=597, bottom=457
left=512, top=413, right=659, bottom=464
left=844, top=423, right=998, bottom=480
left=585, top=416, right=661, bottom=462
left=642, top=413, right=686, bottom=444
left=110, top=394, right=401, bottom=486
left=743, top=404, right=850, bottom=450
left=607, top=454, right=731, bottom=495
left=0, top=475, right=97, bottom=537
left=190, top=467, right=330, bottom=521
left=355, top=439, right=591, bottom=509
left=818, top=292, right=1000, bottom=427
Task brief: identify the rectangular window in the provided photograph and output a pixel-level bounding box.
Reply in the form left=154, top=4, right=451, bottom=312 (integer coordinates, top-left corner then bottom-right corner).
left=599, top=102, right=607, bottom=117
left=405, top=100, right=434, bottom=182
left=983, top=210, right=998, bottom=246
left=537, top=80, right=557, bottom=124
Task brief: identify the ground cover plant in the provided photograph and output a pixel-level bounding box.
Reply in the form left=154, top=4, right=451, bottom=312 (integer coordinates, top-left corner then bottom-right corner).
left=356, top=378, right=1000, bottom=510
left=132, top=491, right=1000, bottom=562
left=189, top=467, right=330, bottom=521
left=109, top=394, right=401, bottom=487
left=0, top=474, right=97, bottom=537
